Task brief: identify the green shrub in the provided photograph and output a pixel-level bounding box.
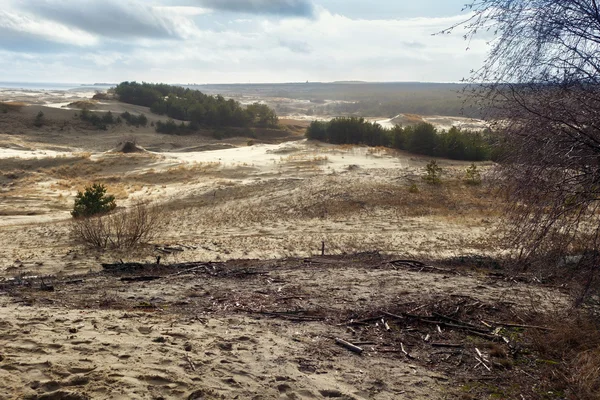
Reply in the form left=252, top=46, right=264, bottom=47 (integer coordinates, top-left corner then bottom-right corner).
left=79, top=109, right=119, bottom=130
left=423, top=160, right=442, bottom=184
left=465, top=163, right=482, bottom=185
left=115, top=81, right=278, bottom=128
left=72, top=183, right=116, bottom=218
left=408, top=183, right=420, bottom=193
left=305, top=117, right=493, bottom=161
left=213, top=130, right=224, bottom=140
left=121, top=111, right=148, bottom=127
left=33, top=111, right=45, bottom=127
left=155, top=119, right=180, bottom=134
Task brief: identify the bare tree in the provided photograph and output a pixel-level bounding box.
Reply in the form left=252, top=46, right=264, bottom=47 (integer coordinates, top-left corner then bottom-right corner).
left=72, top=201, right=166, bottom=250
left=446, top=1, right=600, bottom=301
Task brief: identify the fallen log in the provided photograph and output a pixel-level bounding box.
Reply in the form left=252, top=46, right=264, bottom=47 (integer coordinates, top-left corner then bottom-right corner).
left=335, top=338, right=363, bottom=354
left=432, top=312, right=488, bottom=331
left=383, top=311, right=494, bottom=335
left=387, top=259, right=427, bottom=267
left=256, top=311, right=324, bottom=322
left=102, top=261, right=219, bottom=272
left=431, top=343, right=464, bottom=348
left=487, top=321, right=554, bottom=331
left=400, top=342, right=415, bottom=359
left=121, top=276, right=161, bottom=283
left=466, top=330, right=503, bottom=341
left=386, top=260, right=456, bottom=274
left=346, top=315, right=385, bottom=325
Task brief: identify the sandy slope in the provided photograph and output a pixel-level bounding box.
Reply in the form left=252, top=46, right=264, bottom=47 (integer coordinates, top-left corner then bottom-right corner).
left=0, top=94, right=527, bottom=400
left=0, top=135, right=495, bottom=278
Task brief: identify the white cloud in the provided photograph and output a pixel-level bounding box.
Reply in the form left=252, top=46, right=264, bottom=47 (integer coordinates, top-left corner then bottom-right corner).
left=14, top=0, right=200, bottom=40
left=0, top=9, right=98, bottom=47
left=0, top=2, right=488, bottom=83
left=195, top=0, right=315, bottom=17
left=153, top=6, right=211, bottom=17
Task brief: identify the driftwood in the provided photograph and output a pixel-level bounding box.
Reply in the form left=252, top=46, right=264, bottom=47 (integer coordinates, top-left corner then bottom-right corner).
left=185, top=354, right=196, bottom=371
left=475, top=348, right=491, bottom=371
left=466, top=330, right=503, bottom=342
left=383, top=320, right=391, bottom=331
left=102, top=261, right=218, bottom=273
left=383, top=311, right=491, bottom=334
left=487, top=321, right=554, bottom=331
left=380, top=310, right=506, bottom=343
left=121, top=276, right=161, bottom=283
left=303, top=258, right=339, bottom=265
left=256, top=311, right=324, bottom=322
left=40, top=278, right=54, bottom=292
left=387, top=259, right=427, bottom=267
left=335, top=338, right=363, bottom=354
left=431, top=343, right=464, bottom=348
left=382, top=311, right=404, bottom=320
left=387, top=259, right=456, bottom=274
left=432, top=312, right=488, bottom=331
left=352, top=315, right=385, bottom=324
left=400, top=342, right=415, bottom=359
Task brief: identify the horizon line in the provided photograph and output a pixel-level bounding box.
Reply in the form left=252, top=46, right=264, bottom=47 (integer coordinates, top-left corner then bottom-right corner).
left=0, top=80, right=467, bottom=87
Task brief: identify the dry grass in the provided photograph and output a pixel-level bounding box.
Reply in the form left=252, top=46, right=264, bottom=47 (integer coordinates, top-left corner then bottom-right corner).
left=67, top=100, right=98, bottom=109
left=135, top=162, right=222, bottom=184
left=401, top=113, right=425, bottom=124
left=280, top=154, right=329, bottom=163
left=0, top=101, right=26, bottom=113
left=366, top=146, right=394, bottom=156
left=71, top=201, right=167, bottom=249
left=176, top=176, right=499, bottom=228
left=527, top=311, right=600, bottom=399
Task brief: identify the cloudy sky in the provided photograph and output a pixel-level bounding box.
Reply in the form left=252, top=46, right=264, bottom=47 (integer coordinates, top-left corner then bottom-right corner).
left=0, top=0, right=489, bottom=84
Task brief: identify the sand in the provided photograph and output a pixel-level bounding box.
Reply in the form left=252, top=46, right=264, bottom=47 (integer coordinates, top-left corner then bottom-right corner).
left=0, top=254, right=567, bottom=399
left=0, top=91, right=560, bottom=399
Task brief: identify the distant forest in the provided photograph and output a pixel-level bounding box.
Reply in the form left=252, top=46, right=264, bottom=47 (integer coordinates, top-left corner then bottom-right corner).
left=306, top=117, right=495, bottom=161
left=114, top=82, right=278, bottom=129
left=190, top=82, right=478, bottom=118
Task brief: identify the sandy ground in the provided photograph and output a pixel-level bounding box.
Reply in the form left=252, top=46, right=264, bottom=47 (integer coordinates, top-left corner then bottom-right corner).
left=0, top=131, right=496, bottom=277
left=0, top=254, right=568, bottom=400
left=0, top=93, right=564, bottom=399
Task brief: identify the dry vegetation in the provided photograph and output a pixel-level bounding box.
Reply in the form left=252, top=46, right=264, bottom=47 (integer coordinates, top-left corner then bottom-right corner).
left=0, top=101, right=26, bottom=113
left=0, top=102, right=598, bottom=399
left=66, top=100, right=99, bottom=109
left=71, top=201, right=166, bottom=249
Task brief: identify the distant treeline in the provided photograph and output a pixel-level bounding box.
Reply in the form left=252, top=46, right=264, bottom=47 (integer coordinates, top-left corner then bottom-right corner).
left=306, top=117, right=494, bottom=161
left=78, top=109, right=147, bottom=130
left=191, top=82, right=480, bottom=119
left=304, top=99, right=473, bottom=120
left=114, top=82, right=278, bottom=128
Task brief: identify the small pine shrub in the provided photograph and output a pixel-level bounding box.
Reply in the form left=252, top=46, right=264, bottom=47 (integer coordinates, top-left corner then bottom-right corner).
left=121, top=112, right=148, bottom=127
left=72, top=183, right=116, bottom=218
left=465, top=163, right=482, bottom=185
left=423, top=160, right=442, bottom=184
left=408, top=183, right=419, bottom=193
left=33, top=111, right=45, bottom=127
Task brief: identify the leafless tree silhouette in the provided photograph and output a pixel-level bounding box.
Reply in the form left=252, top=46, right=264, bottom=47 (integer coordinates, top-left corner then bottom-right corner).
left=445, top=1, right=600, bottom=302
